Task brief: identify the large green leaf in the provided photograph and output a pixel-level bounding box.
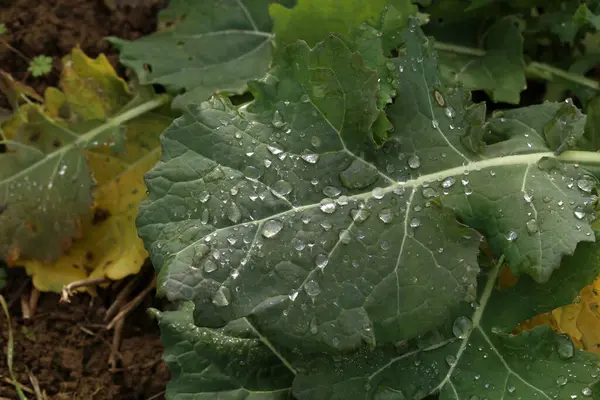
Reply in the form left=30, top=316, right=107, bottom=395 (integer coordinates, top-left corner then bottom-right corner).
left=293, top=238, right=600, bottom=399
left=138, top=19, right=599, bottom=362
left=110, top=0, right=292, bottom=110
left=153, top=302, right=294, bottom=400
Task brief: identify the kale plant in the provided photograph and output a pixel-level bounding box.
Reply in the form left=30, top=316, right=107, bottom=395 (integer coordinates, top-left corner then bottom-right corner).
left=131, top=0, right=600, bottom=398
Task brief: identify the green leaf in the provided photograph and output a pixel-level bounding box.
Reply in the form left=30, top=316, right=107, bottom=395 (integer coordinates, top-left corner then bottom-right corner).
left=435, top=17, right=527, bottom=104
left=293, top=238, right=600, bottom=399
left=28, top=55, right=53, bottom=78
left=153, top=302, right=294, bottom=399
left=269, top=0, right=417, bottom=49
left=110, top=0, right=287, bottom=109
left=138, top=18, right=600, bottom=365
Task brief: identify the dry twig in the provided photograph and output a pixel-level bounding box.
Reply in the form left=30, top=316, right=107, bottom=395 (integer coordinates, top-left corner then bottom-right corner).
left=109, top=317, right=125, bottom=371
left=28, top=287, right=40, bottom=318
left=20, top=294, right=30, bottom=320
left=60, top=277, right=109, bottom=303
left=104, top=275, right=140, bottom=322
left=106, top=274, right=156, bottom=330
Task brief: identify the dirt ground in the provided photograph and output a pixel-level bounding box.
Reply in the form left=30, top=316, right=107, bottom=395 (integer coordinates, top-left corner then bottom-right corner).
left=0, top=0, right=168, bottom=108
left=0, top=0, right=171, bottom=398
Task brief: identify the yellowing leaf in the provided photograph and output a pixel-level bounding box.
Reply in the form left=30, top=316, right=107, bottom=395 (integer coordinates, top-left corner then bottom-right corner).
left=1, top=47, right=174, bottom=292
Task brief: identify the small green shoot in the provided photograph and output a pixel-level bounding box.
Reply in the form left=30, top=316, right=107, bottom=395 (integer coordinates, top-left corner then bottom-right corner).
left=27, top=56, right=53, bottom=77
left=0, top=295, right=28, bottom=400
left=0, top=23, right=6, bottom=36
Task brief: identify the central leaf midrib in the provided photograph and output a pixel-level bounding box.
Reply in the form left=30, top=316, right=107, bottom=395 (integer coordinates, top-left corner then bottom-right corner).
left=174, top=150, right=600, bottom=258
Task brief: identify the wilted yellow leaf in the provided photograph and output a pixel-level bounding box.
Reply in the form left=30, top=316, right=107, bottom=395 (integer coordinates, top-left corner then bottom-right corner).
left=1, top=47, right=174, bottom=293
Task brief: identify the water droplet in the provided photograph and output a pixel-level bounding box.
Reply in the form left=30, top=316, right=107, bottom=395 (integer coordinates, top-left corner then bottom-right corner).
left=272, top=110, right=285, bottom=128
left=289, top=290, right=299, bottom=301
left=300, top=94, right=310, bottom=103
left=441, top=176, right=456, bottom=188
left=212, top=286, right=231, bottom=307
left=320, top=219, right=333, bottom=231
left=201, top=208, right=209, bottom=224
left=422, top=187, right=437, bottom=199
left=227, top=203, right=242, bottom=223
left=463, top=185, right=473, bottom=195
left=332, top=337, right=340, bottom=346
left=267, top=144, right=283, bottom=155
left=398, top=65, right=404, bottom=73
left=408, top=155, right=421, bottom=169
left=244, top=166, right=262, bottom=180
left=262, top=220, right=283, bottom=238
left=339, top=229, right=352, bottom=244
left=351, top=208, right=370, bottom=223
left=272, top=180, right=292, bottom=196
left=508, top=385, right=516, bottom=393
left=320, top=200, right=336, bottom=214
left=431, top=119, right=439, bottom=129
left=304, top=280, right=321, bottom=296
left=523, top=191, right=533, bottom=203
left=506, top=231, right=518, bottom=242
left=445, top=107, right=456, bottom=119
left=556, top=334, right=574, bottom=359
left=301, top=149, right=319, bottom=164
left=582, top=387, right=592, bottom=397
left=372, top=187, right=385, bottom=199
left=315, top=254, right=329, bottom=269
left=577, top=176, right=595, bottom=193
left=445, top=355, right=456, bottom=366
left=204, top=260, right=217, bottom=273
left=452, top=316, right=473, bottom=339
left=434, top=90, right=444, bottom=106
left=409, top=217, right=421, bottom=228
left=526, top=219, right=539, bottom=234
left=378, top=208, right=393, bottom=223
left=336, top=195, right=349, bottom=205
left=311, top=136, right=322, bottom=148
left=557, top=375, right=568, bottom=386
left=321, top=186, right=341, bottom=198
left=380, top=240, right=390, bottom=250
left=574, top=206, right=586, bottom=220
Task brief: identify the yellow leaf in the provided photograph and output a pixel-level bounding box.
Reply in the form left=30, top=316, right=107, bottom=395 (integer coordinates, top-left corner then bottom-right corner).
left=2, top=47, right=174, bottom=293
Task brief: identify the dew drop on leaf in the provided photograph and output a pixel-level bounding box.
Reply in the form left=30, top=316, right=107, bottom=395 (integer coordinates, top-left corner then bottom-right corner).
left=320, top=199, right=337, bottom=214
left=267, top=144, right=284, bottom=155
left=339, top=159, right=379, bottom=189
left=212, top=286, right=231, bottom=307
left=506, top=231, right=518, bottom=241
left=422, top=187, right=437, bottom=199
left=431, top=119, right=439, bottom=129
left=441, top=176, right=456, bottom=188
left=300, top=94, right=310, bottom=103
left=445, top=355, right=456, bottom=366
left=203, top=260, right=217, bottom=273
left=523, top=191, right=533, bottom=203
left=301, top=149, right=319, bottom=164
left=322, top=186, right=341, bottom=198
left=445, top=107, right=456, bottom=119
left=201, top=209, right=209, bottom=224
left=315, top=253, right=329, bottom=269
left=320, top=219, right=333, bottom=231
left=304, top=280, right=321, bottom=296
left=272, top=180, right=292, bottom=196
left=378, top=208, right=393, bottom=223
left=582, top=387, right=593, bottom=397
left=338, top=229, right=352, bottom=244
left=577, top=176, right=595, bottom=193
left=452, top=316, right=473, bottom=339
left=309, top=317, right=318, bottom=334
left=556, top=334, right=574, bottom=359
left=557, top=375, right=568, bottom=386
left=227, top=203, right=242, bottom=223
left=573, top=206, right=586, bottom=220
left=289, top=290, right=299, bottom=301
left=526, top=219, right=539, bottom=234
left=244, top=165, right=262, bottom=180
left=262, top=220, right=283, bottom=238
left=408, top=155, right=421, bottom=169
left=351, top=208, right=371, bottom=223
left=372, top=187, right=385, bottom=199
left=409, top=217, right=421, bottom=228
left=272, top=110, right=285, bottom=128
left=332, top=337, right=340, bottom=346
left=507, top=385, right=516, bottom=393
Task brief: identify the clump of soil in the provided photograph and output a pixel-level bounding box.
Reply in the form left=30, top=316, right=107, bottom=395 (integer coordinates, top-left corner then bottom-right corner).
left=0, top=269, right=169, bottom=399
left=0, top=0, right=168, bottom=108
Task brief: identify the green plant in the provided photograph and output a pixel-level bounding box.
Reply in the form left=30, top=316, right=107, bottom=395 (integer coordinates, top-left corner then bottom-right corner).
left=131, top=0, right=600, bottom=398
left=27, top=55, right=53, bottom=78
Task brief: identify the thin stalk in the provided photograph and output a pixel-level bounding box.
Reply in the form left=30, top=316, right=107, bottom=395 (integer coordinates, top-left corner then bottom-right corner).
left=0, top=295, right=28, bottom=400
left=433, top=41, right=600, bottom=92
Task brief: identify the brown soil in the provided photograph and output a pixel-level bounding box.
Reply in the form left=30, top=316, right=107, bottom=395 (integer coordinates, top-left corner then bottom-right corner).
left=0, top=269, right=169, bottom=400
left=0, top=0, right=168, bottom=108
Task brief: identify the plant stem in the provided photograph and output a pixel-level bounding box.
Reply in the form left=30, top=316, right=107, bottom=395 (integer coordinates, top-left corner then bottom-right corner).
left=433, top=41, right=600, bottom=92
